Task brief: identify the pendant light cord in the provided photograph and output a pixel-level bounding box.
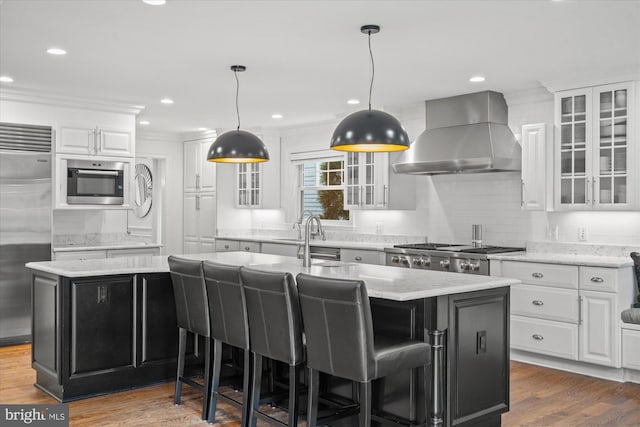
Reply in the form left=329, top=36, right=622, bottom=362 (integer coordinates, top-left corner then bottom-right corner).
left=368, top=30, right=374, bottom=111
left=234, top=69, right=241, bottom=131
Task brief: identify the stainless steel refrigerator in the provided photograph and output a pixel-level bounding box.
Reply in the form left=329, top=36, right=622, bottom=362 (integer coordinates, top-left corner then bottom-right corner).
left=0, top=123, right=52, bottom=346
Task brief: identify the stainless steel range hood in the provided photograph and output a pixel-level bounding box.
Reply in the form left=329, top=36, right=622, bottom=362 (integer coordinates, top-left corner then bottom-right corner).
left=392, top=91, right=520, bottom=174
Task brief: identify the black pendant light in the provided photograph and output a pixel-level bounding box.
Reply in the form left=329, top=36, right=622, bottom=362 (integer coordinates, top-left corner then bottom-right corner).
left=330, top=25, right=410, bottom=153
left=207, top=65, right=270, bottom=163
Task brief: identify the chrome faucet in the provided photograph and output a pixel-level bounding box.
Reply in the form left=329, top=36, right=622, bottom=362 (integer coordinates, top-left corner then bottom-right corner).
left=303, top=214, right=326, bottom=267
left=293, top=210, right=315, bottom=240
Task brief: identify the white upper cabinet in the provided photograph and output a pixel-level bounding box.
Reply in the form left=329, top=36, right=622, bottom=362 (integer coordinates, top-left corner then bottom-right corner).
left=235, top=132, right=280, bottom=209
left=183, top=139, right=216, bottom=193
left=554, top=82, right=636, bottom=210
left=520, top=123, right=550, bottom=211
left=59, top=125, right=133, bottom=157
left=344, top=151, right=415, bottom=210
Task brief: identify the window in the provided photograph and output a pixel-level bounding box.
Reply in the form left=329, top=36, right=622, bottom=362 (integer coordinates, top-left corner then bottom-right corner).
left=299, top=158, right=349, bottom=221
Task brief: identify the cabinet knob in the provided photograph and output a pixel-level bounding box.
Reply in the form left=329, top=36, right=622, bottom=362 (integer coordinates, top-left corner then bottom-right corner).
left=390, top=256, right=399, bottom=264
left=532, top=334, right=544, bottom=341
left=532, top=300, right=544, bottom=306
left=244, top=246, right=251, bottom=251
left=355, top=256, right=362, bottom=261
left=590, top=277, right=604, bottom=283
left=531, top=272, right=544, bottom=278
left=224, top=245, right=229, bottom=249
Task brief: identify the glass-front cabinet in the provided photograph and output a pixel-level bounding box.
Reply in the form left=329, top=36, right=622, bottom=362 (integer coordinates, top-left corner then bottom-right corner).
left=555, top=82, right=635, bottom=210
left=344, top=152, right=387, bottom=209
left=236, top=163, right=261, bottom=207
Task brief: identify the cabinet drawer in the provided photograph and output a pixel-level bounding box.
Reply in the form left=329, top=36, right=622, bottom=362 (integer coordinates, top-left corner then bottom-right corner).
left=622, top=328, right=640, bottom=370
left=502, top=261, right=578, bottom=289
left=239, top=241, right=260, bottom=253
left=511, top=285, right=579, bottom=323
left=215, top=240, right=240, bottom=252
left=340, top=249, right=382, bottom=265
left=580, top=266, right=618, bottom=292
left=107, top=247, right=160, bottom=258
left=54, top=250, right=107, bottom=261
left=261, top=242, right=299, bottom=257
left=511, top=316, right=578, bottom=360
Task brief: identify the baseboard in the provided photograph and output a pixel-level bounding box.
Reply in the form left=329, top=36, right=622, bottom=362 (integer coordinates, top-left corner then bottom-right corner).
left=0, top=335, right=31, bottom=347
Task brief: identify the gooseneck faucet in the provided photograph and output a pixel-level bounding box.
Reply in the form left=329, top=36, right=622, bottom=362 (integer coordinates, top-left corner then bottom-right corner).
left=293, top=209, right=315, bottom=240
left=303, top=214, right=326, bottom=267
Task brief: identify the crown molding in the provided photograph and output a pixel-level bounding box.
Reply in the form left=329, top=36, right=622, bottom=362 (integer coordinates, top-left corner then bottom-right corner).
left=0, top=86, right=145, bottom=115
left=540, top=70, right=640, bottom=93
left=504, top=84, right=554, bottom=106
left=137, top=130, right=185, bottom=142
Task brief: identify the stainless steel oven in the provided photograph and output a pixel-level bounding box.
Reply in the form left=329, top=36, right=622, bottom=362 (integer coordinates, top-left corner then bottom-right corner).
left=67, top=159, right=124, bottom=205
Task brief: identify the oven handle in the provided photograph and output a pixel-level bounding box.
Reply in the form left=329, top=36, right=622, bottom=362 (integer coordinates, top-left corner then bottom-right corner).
left=77, top=170, right=120, bottom=176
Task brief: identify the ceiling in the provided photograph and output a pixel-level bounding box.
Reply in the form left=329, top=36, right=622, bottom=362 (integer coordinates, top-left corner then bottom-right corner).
left=1, top=0, right=639, bottom=135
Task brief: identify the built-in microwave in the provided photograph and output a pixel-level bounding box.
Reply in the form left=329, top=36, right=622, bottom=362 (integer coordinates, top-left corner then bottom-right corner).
left=67, top=160, right=124, bottom=205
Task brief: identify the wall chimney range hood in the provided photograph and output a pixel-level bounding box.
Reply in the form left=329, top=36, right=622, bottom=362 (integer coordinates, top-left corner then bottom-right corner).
left=392, top=91, right=521, bottom=175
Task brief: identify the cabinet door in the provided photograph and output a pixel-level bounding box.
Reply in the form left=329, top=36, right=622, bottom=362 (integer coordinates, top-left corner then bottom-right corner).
left=521, top=123, right=548, bottom=211
left=183, top=239, right=199, bottom=254
left=592, top=83, right=634, bottom=209
left=70, top=276, right=135, bottom=374
left=198, top=193, right=217, bottom=241
left=344, top=152, right=361, bottom=209
left=183, top=194, right=199, bottom=240
left=555, top=89, right=592, bottom=209
left=199, top=141, right=216, bottom=192
left=237, top=163, right=261, bottom=207
left=59, top=126, right=94, bottom=155
left=99, top=129, right=132, bottom=157
left=199, top=239, right=215, bottom=253
left=579, top=290, right=619, bottom=367
left=183, top=141, right=200, bottom=192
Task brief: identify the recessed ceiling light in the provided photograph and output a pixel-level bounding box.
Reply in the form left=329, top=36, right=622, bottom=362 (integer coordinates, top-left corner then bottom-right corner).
left=0, top=76, right=14, bottom=83
left=160, top=98, right=174, bottom=104
left=469, top=76, right=485, bottom=83
left=271, top=114, right=283, bottom=119
left=46, top=47, right=67, bottom=55
left=347, top=99, right=360, bottom=105
left=139, top=120, right=150, bottom=125
left=197, top=127, right=209, bottom=131
left=142, top=0, right=166, bottom=4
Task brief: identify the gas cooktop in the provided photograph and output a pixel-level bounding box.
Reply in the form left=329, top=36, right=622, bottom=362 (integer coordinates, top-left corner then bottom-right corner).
left=392, top=243, right=524, bottom=255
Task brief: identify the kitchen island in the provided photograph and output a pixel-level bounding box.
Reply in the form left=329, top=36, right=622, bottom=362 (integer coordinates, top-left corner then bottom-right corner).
left=27, top=252, right=519, bottom=426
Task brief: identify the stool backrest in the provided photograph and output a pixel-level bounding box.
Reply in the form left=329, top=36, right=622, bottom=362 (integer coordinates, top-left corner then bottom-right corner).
left=296, top=273, right=374, bottom=383
left=632, top=252, right=640, bottom=302
left=202, top=261, right=249, bottom=350
left=168, top=256, right=210, bottom=337
left=240, top=267, right=304, bottom=365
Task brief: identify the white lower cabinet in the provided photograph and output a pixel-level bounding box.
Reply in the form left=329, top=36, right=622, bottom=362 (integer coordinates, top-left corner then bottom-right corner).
left=494, top=260, right=633, bottom=370
left=183, top=192, right=216, bottom=254
left=260, top=242, right=299, bottom=257
left=53, top=246, right=160, bottom=260
left=622, top=326, right=640, bottom=370
left=54, top=250, right=108, bottom=261
left=340, top=248, right=383, bottom=265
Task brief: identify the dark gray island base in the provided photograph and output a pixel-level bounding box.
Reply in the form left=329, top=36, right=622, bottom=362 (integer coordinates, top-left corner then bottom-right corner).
left=28, top=253, right=515, bottom=426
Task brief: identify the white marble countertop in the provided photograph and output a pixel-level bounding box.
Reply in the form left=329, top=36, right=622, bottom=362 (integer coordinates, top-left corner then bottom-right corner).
left=488, top=252, right=634, bottom=268
left=26, top=252, right=519, bottom=301
left=215, top=235, right=394, bottom=251
left=52, top=242, right=163, bottom=252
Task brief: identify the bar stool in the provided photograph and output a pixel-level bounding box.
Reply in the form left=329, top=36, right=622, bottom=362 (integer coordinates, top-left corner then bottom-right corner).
left=202, top=261, right=251, bottom=425
left=167, top=255, right=212, bottom=420
left=631, top=252, right=640, bottom=308
left=296, top=273, right=431, bottom=427
left=240, top=267, right=305, bottom=427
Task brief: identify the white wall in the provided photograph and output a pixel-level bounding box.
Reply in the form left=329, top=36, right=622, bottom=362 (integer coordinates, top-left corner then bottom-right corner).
left=136, top=134, right=183, bottom=254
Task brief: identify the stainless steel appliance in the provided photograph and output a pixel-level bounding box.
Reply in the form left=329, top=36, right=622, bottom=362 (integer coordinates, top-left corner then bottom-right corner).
left=392, top=91, right=521, bottom=175
left=0, top=122, right=52, bottom=345
left=385, top=243, right=524, bottom=275
left=67, top=159, right=124, bottom=205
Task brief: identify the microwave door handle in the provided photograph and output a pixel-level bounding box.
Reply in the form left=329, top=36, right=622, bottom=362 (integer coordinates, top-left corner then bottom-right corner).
left=76, top=170, right=120, bottom=176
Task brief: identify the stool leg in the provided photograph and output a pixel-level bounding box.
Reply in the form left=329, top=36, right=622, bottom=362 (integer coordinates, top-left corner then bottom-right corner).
left=241, top=348, right=251, bottom=427
left=359, top=381, right=371, bottom=427
left=207, top=339, right=223, bottom=424
left=174, top=328, right=187, bottom=405
left=249, top=352, right=263, bottom=427
left=307, top=368, right=319, bottom=427
left=202, top=337, right=212, bottom=420
left=288, top=364, right=300, bottom=427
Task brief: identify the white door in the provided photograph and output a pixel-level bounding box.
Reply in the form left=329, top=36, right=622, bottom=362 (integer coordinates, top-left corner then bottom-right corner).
left=199, top=141, right=216, bottom=192
left=183, top=141, right=200, bottom=192
left=183, top=239, right=199, bottom=254
left=59, top=126, right=94, bottom=155
left=198, top=193, right=216, bottom=241
left=183, top=194, right=199, bottom=240
left=521, top=123, right=548, bottom=210
left=100, top=129, right=132, bottom=157
left=579, top=290, right=619, bottom=367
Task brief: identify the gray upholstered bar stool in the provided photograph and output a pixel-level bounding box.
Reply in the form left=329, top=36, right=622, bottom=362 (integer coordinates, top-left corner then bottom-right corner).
left=621, top=252, right=640, bottom=324
left=202, top=261, right=251, bottom=425
left=167, top=255, right=212, bottom=420
left=296, top=273, right=431, bottom=427
left=240, top=267, right=305, bottom=427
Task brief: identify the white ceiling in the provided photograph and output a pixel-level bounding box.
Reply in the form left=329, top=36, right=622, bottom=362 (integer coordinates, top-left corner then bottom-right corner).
left=1, top=0, right=639, bottom=135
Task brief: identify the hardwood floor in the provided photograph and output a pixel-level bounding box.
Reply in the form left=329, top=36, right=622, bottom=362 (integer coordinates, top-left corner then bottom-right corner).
left=2, top=344, right=640, bottom=426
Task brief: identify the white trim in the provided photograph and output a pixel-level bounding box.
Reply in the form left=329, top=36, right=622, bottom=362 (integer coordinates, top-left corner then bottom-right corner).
left=290, top=149, right=341, bottom=163
left=511, top=349, right=625, bottom=382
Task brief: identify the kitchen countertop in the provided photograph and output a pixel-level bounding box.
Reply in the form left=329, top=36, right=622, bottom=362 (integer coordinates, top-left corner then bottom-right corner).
left=216, top=235, right=396, bottom=251
left=488, top=252, right=634, bottom=268
left=26, top=252, right=519, bottom=301
left=52, top=242, right=163, bottom=252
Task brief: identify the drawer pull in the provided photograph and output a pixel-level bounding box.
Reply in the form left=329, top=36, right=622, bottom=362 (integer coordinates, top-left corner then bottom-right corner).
left=355, top=256, right=362, bottom=261
left=531, top=272, right=544, bottom=278
left=532, top=334, right=544, bottom=341
left=224, top=245, right=229, bottom=249
left=590, top=277, right=604, bottom=283
left=244, top=246, right=251, bottom=251
left=532, top=300, right=544, bottom=306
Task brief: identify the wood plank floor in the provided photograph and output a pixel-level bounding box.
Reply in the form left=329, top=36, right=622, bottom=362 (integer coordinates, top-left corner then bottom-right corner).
left=2, top=344, right=640, bottom=426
